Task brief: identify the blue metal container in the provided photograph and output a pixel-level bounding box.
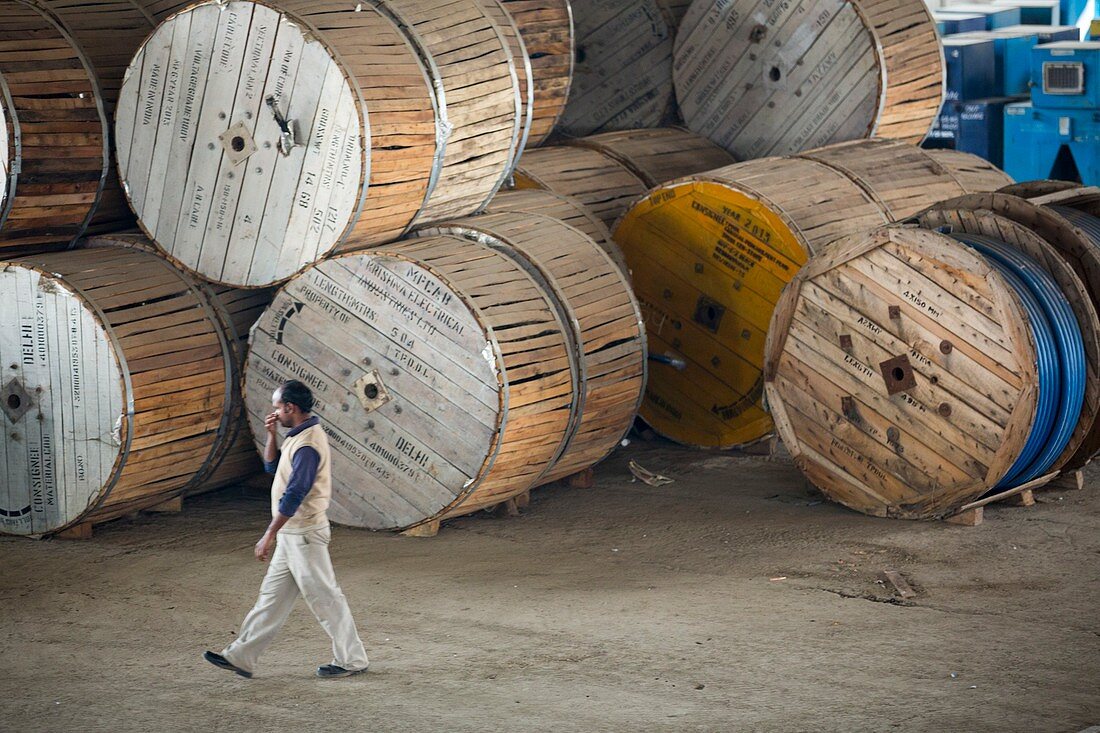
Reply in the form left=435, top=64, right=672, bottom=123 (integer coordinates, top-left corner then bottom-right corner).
left=944, top=3, right=1023, bottom=28
left=1030, top=41, right=1100, bottom=108
left=993, top=0, right=1060, bottom=25
left=924, top=97, right=1024, bottom=168
left=943, top=38, right=998, bottom=100
left=956, top=26, right=1081, bottom=95
left=1004, top=102, right=1100, bottom=184
left=934, top=10, right=988, bottom=34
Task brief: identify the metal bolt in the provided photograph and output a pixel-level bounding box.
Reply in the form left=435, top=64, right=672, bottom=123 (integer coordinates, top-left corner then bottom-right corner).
left=394, top=406, right=402, bottom=414
left=218, top=112, right=226, bottom=120
left=886, top=427, right=899, bottom=442
left=208, top=142, right=216, bottom=150
left=362, top=357, right=372, bottom=365
left=695, top=263, right=704, bottom=274
left=245, top=111, right=253, bottom=119
left=938, top=403, right=952, bottom=417
left=255, top=167, right=263, bottom=174
left=390, top=368, right=398, bottom=376
left=341, top=404, right=349, bottom=412
left=367, top=420, right=374, bottom=429
left=939, top=340, right=953, bottom=354
left=663, top=288, right=673, bottom=299
left=341, top=368, right=350, bottom=376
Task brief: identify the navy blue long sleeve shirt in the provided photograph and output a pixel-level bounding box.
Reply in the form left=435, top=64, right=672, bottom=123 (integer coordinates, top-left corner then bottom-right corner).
left=264, top=416, right=321, bottom=518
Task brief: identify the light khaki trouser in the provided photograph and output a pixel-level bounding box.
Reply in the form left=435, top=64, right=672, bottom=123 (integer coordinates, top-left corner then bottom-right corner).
left=222, top=525, right=369, bottom=674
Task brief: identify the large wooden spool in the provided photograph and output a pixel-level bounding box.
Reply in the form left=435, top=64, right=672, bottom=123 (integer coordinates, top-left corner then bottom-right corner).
left=917, top=189, right=1100, bottom=471
left=0, top=244, right=237, bottom=536
left=418, top=211, right=647, bottom=483
left=485, top=188, right=626, bottom=274
left=500, top=0, right=573, bottom=147
left=83, top=232, right=272, bottom=493
left=116, top=0, right=522, bottom=288
left=612, top=140, right=1012, bottom=448
left=244, top=236, right=580, bottom=530
left=672, top=0, right=944, bottom=160
left=0, top=1, right=111, bottom=252
left=481, top=0, right=534, bottom=165
left=563, top=128, right=736, bottom=188
left=556, top=0, right=678, bottom=136
left=35, top=0, right=160, bottom=237
left=512, top=128, right=733, bottom=229
left=764, top=226, right=1039, bottom=519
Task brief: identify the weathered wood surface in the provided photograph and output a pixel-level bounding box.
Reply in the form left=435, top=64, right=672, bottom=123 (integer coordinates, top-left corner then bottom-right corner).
left=380, top=0, right=522, bottom=221
left=486, top=187, right=627, bottom=274
left=564, top=127, right=736, bottom=187
left=763, top=226, right=1038, bottom=519
left=557, top=0, right=676, bottom=136
left=500, top=0, right=573, bottom=146
left=611, top=141, right=1013, bottom=448
left=673, top=0, right=942, bottom=158
left=1, top=244, right=234, bottom=536
left=0, top=0, right=109, bottom=252
left=117, top=0, right=522, bottom=287
left=918, top=190, right=1100, bottom=470
left=674, top=0, right=884, bottom=159
left=480, top=0, right=533, bottom=164
left=244, top=235, right=578, bottom=531
left=418, top=211, right=647, bottom=484
left=923, top=149, right=1015, bottom=195
left=512, top=145, right=648, bottom=230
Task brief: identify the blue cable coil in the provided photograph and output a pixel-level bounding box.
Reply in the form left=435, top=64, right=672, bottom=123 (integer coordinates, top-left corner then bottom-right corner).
left=949, top=233, right=1086, bottom=489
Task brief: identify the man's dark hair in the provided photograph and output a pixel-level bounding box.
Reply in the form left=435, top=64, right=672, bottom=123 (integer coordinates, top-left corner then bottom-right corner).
left=279, top=380, right=315, bottom=413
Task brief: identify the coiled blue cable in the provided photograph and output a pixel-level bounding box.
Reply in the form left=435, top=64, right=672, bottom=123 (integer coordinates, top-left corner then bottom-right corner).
left=949, top=233, right=1086, bottom=489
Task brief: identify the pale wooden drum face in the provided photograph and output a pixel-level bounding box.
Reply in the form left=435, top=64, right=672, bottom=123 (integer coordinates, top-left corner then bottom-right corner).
left=245, top=256, right=503, bottom=530
left=673, top=0, right=884, bottom=160
left=117, top=1, right=364, bottom=287
left=0, top=268, right=125, bottom=535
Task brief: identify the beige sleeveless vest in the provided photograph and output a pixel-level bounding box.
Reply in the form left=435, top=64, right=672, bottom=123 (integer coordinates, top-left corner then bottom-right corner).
left=271, top=422, right=332, bottom=533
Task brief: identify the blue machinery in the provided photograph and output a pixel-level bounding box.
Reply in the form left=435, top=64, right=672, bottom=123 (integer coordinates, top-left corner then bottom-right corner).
left=1004, top=41, right=1100, bottom=184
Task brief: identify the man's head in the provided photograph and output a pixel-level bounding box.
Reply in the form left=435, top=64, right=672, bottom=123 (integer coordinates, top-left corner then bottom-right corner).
left=272, top=380, right=315, bottom=428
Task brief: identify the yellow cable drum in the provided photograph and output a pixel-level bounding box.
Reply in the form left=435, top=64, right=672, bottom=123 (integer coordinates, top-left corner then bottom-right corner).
left=613, top=139, right=1014, bottom=448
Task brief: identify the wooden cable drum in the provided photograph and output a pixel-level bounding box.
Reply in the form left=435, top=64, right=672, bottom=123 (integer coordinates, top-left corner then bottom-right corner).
left=417, top=211, right=647, bottom=483
left=485, top=188, right=627, bottom=274
left=512, top=145, right=649, bottom=230
left=672, top=0, right=943, bottom=160
left=997, top=180, right=1083, bottom=199
left=556, top=0, right=678, bottom=136
left=480, top=0, right=534, bottom=166
left=244, top=236, right=579, bottom=530
left=922, top=149, right=1015, bottom=197
left=116, top=0, right=521, bottom=288
left=0, top=1, right=111, bottom=252
left=0, top=244, right=236, bottom=536
left=763, top=226, right=1041, bottom=519
left=499, top=0, right=573, bottom=147
left=915, top=203, right=1100, bottom=475
left=33, top=0, right=158, bottom=236
left=81, top=231, right=272, bottom=493
left=611, top=141, right=1010, bottom=448
left=563, top=127, right=736, bottom=188
left=916, top=189, right=1100, bottom=471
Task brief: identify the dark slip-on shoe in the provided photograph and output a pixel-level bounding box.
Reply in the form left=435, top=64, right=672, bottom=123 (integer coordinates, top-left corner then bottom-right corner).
left=204, top=651, right=253, bottom=679
left=316, top=664, right=368, bottom=678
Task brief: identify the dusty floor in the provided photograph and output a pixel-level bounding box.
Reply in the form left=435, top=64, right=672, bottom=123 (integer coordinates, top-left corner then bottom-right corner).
left=1, top=441, right=1098, bottom=732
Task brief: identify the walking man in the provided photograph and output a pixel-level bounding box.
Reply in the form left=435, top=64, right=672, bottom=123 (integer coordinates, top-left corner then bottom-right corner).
left=204, top=379, right=369, bottom=679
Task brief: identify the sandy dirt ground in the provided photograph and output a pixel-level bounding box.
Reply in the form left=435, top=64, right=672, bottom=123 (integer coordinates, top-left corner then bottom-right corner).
left=1, top=441, right=1099, bottom=732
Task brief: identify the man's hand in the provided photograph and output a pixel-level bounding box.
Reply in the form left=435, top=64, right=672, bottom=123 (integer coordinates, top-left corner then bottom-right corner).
left=254, top=530, right=276, bottom=562
left=265, top=411, right=279, bottom=436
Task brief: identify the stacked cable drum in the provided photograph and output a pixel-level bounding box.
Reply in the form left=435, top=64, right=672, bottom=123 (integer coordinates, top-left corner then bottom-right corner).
left=34, top=0, right=159, bottom=237
left=672, top=0, right=943, bottom=160
left=0, top=1, right=111, bottom=252
left=763, top=223, right=1093, bottom=519
left=485, top=188, right=622, bottom=272
left=82, top=232, right=273, bottom=495
left=556, top=0, right=682, bottom=136
left=612, top=139, right=1013, bottom=449
left=417, top=211, right=647, bottom=484
left=917, top=187, right=1100, bottom=472
left=512, top=127, right=735, bottom=229
left=0, top=245, right=237, bottom=536
left=243, top=237, right=581, bottom=531
left=499, top=0, right=573, bottom=147
left=115, top=0, right=523, bottom=288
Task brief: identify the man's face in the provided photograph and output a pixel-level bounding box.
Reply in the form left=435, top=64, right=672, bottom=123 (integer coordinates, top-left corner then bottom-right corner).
left=271, top=390, right=295, bottom=428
